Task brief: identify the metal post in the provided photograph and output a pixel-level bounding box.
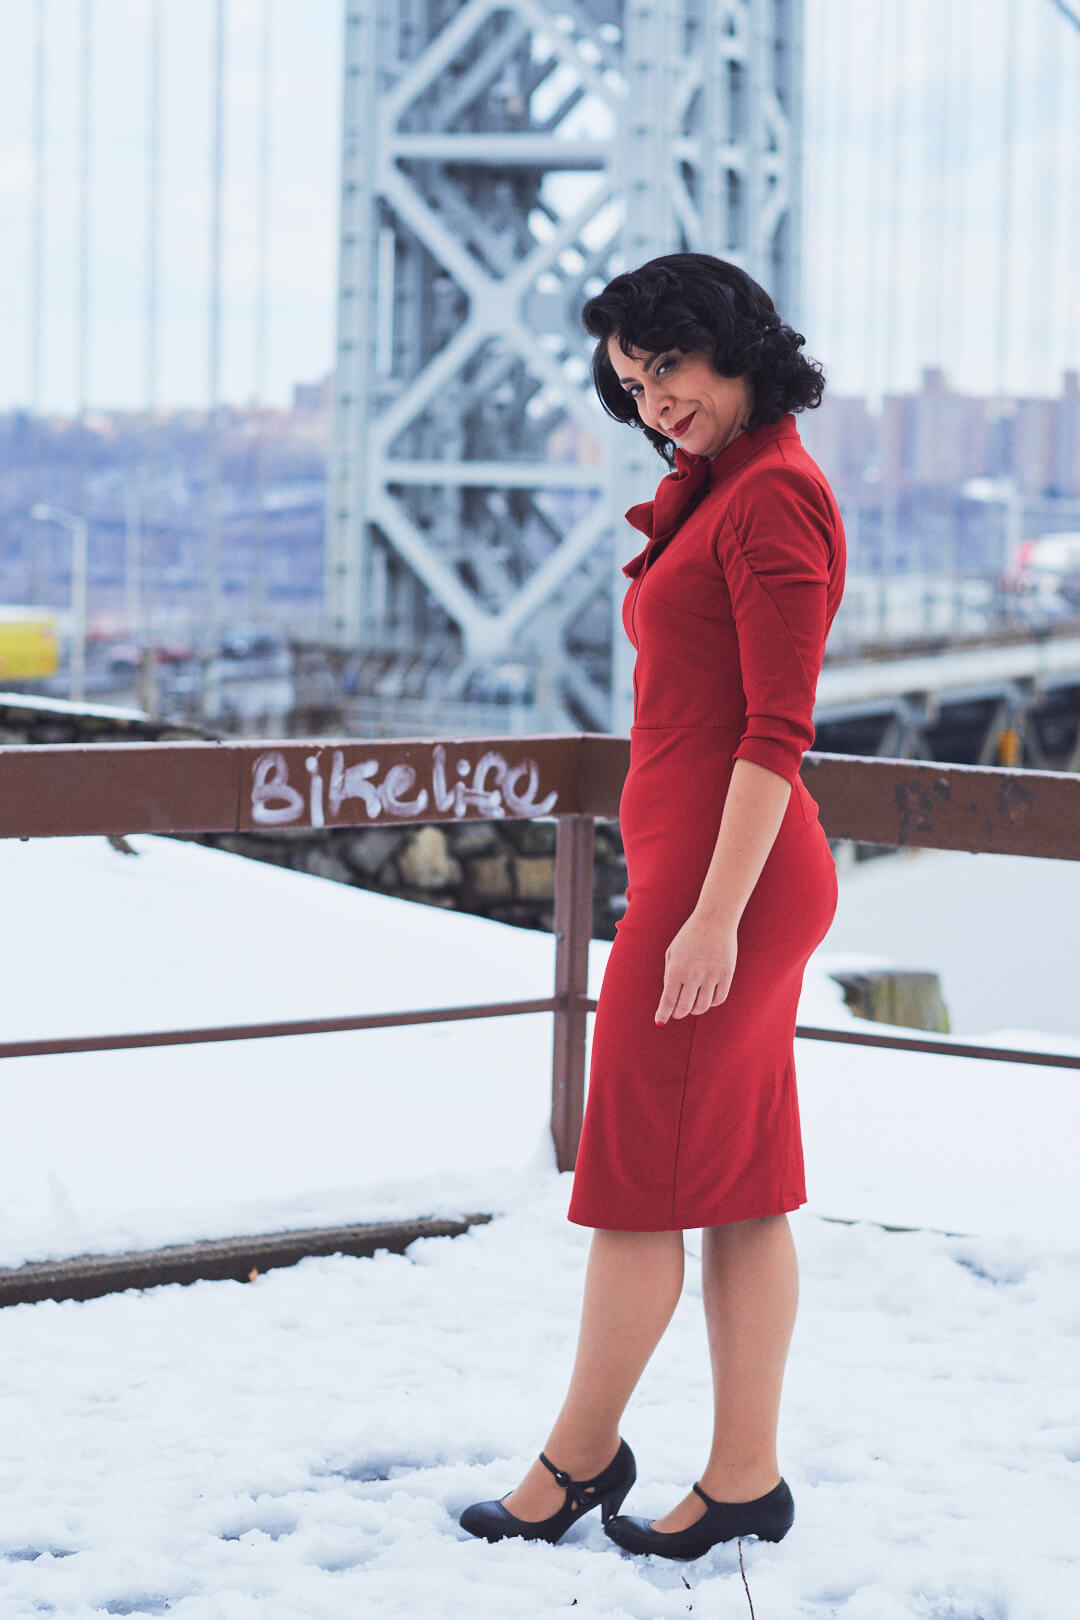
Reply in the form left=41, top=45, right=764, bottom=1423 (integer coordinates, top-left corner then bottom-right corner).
left=27, top=0, right=46, bottom=606
left=125, top=487, right=141, bottom=639
left=253, top=0, right=270, bottom=626
left=204, top=0, right=226, bottom=705
left=551, top=813, right=595, bottom=1173
left=71, top=516, right=88, bottom=702
left=30, top=504, right=89, bottom=702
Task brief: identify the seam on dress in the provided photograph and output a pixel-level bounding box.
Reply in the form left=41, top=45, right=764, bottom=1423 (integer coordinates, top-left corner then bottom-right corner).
left=631, top=722, right=744, bottom=733
left=719, top=505, right=828, bottom=650
left=669, top=1015, right=700, bottom=1226
left=716, top=513, right=825, bottom=766
left=637, top=578, right=734, bottom=624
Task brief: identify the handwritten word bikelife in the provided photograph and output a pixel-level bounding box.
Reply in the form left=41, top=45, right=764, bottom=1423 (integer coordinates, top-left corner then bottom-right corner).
left=250, top=745, right=560, bottom=828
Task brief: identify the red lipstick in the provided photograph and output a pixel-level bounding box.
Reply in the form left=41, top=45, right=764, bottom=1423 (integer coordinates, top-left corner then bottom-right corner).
left=670, top=411, right=696, bottom=437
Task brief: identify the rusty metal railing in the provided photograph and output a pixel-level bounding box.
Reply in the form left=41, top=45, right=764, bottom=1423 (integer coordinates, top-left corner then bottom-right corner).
left=2, top=735, right=1079, bottom=1170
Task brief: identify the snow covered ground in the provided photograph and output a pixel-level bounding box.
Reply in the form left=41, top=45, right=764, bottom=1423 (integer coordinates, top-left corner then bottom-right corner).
left=1, top=834, right=1078, bottom=1617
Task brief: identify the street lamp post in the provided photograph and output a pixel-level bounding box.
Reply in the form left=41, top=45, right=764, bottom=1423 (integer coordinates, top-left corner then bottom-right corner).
left=961, top=477, right=1023, bottom=629
left=30, top=503, right=89, bottom=702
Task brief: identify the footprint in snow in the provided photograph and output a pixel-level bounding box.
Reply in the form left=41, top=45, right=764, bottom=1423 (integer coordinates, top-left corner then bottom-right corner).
left=101, top=1598, right=172, bottom=1616
left=3, top=1546, right=78, bottom=1562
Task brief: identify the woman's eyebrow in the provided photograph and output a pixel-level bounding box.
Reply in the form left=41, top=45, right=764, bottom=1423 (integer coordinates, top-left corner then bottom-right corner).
left=616, top=352, right=660, bottom=385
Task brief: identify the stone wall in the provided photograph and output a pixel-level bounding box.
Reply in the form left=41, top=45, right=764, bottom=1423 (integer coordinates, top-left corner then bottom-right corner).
left=185, top=818, right=630, bottom=941
left=0, top=692, right=200, bottom=745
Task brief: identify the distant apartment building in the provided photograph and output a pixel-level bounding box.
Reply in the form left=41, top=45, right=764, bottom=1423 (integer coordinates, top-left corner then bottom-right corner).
left=797, top=393, right=875, bottom=496
left=1049, top=371, right=1080, bottom=498
left=807, top=368, right=1080, bottom=499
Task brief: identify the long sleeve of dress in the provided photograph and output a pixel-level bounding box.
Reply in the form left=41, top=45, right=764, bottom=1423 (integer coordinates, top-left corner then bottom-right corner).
left=718, top=466, right=834, bottom=785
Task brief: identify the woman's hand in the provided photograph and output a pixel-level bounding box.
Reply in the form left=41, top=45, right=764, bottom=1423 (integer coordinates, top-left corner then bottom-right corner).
left=655, top=909, right=739, bottom=1025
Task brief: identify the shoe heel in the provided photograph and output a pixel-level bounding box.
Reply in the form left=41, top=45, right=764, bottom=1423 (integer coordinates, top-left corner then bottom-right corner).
left=601, top=1482, right=633, bottom=1525
left=754, top=1525, right=790, bottom=1543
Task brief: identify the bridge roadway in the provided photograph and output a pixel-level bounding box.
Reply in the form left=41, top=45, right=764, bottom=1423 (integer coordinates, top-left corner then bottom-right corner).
left=815, top=629, right=1080, bottom=770
left=8, top=624, right=1080, bottom=774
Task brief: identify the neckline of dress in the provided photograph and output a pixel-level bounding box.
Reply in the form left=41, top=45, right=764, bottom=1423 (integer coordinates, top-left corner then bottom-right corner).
left=701, top=412, right=798, bottom=485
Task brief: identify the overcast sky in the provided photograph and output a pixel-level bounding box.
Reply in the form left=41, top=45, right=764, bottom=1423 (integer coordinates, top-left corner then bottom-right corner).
left=0, top=0, right=1077, bottom=414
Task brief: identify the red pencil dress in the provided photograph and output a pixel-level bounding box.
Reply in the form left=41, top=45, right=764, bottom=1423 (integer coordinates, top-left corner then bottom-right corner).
left=567, top=414, right=847, bottom=1231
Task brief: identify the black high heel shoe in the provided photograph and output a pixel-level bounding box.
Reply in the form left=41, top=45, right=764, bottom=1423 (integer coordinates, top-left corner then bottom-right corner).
left=605, top=1477, right=794, bottom=1560
left=459, top=1439, right=636, bottom=1545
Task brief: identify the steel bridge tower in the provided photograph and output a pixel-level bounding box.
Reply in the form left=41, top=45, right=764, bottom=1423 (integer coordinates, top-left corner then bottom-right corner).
left=325, top=0, right=803, bottom=731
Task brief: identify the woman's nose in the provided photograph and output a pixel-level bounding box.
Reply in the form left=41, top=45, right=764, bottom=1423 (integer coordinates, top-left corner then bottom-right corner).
left=640, top=384, right=672, bottom=427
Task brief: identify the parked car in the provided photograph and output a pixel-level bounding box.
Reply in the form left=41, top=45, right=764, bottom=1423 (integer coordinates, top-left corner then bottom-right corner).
left=998, top=533, right=1080, bottom=622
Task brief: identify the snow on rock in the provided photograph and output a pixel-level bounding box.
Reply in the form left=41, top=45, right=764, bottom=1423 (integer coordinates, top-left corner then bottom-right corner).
left=825, top=845, right=1080, bottom=1040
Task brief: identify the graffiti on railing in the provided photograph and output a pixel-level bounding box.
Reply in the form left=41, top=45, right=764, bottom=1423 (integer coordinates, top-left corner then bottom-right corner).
left=250, top=743, right=560, bottom=828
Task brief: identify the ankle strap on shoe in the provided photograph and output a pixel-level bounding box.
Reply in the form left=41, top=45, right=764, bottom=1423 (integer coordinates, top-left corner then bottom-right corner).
left=538, top=1451, right=572, bottom=1488
left=538, top=1451, right=594, bottom=1514
left=692, top=1481, right=718, bottom=1508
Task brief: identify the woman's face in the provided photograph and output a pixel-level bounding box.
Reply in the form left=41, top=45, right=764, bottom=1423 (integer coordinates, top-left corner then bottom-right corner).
left=606, top=335, right=753, bottom=459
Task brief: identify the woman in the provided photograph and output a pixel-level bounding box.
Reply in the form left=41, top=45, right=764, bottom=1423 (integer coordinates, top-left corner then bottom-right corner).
left=460, top=253, right=846, bottom=1560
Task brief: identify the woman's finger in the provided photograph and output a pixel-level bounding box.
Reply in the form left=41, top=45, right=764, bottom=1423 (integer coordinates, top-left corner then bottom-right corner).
left=692, top=982, right=719, bottom=1014
left=674, top=980, right=702, bottom=1019
left=656, top=970, right=697, bottom=1024
left=654, top=972, right=681, bottom=1024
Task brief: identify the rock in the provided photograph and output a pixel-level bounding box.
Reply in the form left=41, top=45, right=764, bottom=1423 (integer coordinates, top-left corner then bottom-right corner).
left=343, top=827, right=405, bottom=876
left=487, top=902, right=546, bottom=930
left=512, top=854, right=555, bottom=901
left=467, top=851, right=512, bottom=900
left=300, top=845, right=356, bottom=886
left=446, top=820, right=500, bottom=856
left=593, top=823, right=622, bottom=860
left=828, top=969, right=950, bottom=1034
left=397, top=890, right=457, bottom=910
left=502, top=819, right=557, bottom=855
left=397, top=825, right=462, bottom=890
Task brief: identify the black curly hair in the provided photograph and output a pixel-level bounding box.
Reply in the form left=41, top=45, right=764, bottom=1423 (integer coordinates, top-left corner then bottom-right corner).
left=582, top=253, right=825, bottom=466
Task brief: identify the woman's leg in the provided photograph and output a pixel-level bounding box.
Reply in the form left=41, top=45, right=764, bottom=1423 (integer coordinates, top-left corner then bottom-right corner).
left=650, top=1213, right=798, bottom=1534
left=501, top=1226, right=685, bottom=1521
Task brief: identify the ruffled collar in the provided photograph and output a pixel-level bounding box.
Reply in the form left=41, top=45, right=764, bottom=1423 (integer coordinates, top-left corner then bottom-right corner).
left=622, top=446, right=709, bottom=579
left=624, top=445, right=709, bottom=544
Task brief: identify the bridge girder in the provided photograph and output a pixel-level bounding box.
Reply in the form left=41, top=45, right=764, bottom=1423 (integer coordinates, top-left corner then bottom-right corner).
left=325, top=0, right=804, bottom=730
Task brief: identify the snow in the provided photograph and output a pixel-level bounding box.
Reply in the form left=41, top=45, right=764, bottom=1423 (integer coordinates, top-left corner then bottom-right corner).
left=824, top=844, right=1080, bottom=1039
left=1, top=834, right=1078, bottom=1616
left=0, top=834, right=560, bottom=1267
left=1, top=1183, right=1077, bottom=1618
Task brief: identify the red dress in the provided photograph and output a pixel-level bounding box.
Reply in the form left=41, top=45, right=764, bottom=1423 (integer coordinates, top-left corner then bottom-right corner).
left=567, top=414, right=847, bottom=1231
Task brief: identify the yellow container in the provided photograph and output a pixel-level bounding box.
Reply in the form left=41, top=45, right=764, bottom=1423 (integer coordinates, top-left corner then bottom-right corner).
left=0, top=607, right=60, bottom=680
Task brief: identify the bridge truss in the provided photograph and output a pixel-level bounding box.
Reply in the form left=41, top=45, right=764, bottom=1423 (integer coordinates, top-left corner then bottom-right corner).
left=324, top=0, right=803, bottom=730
